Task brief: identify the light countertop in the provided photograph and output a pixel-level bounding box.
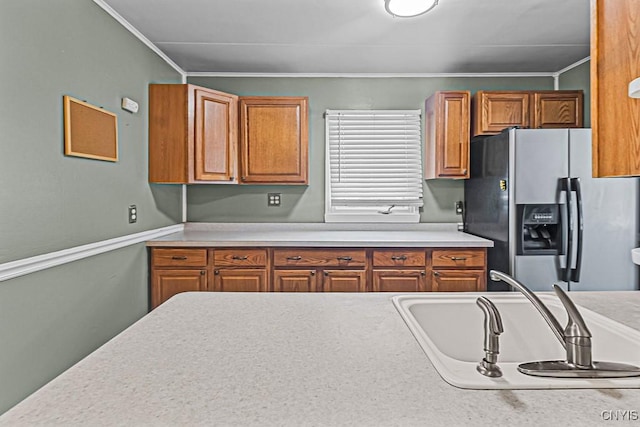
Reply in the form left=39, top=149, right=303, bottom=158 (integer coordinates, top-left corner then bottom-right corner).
left=1, top=291, right=639, bottom=426
left=146, top=222, right=493, bottom=248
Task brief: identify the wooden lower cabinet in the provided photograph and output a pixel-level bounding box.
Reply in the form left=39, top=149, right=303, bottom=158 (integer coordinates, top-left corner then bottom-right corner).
left=149, top=247, right=488, bottom=308
left=273, top=270, right=316, bottom=292
left=273, top=269, right=366, bottom=292
left=151, top=269, right=207, bottom=309
left=372, top=270, right=428, bottom=292
left=212, top=268, right=267, bottom=292
left=322, top=270, right=366, bottom=292
left=431, top=269, right=486, bottom=292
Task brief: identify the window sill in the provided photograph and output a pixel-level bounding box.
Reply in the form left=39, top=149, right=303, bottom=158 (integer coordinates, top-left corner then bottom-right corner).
left=324, top=213, right=420, bottom=223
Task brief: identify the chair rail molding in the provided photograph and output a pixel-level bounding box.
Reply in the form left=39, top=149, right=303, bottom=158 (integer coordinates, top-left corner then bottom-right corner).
left=0, top=224, right=184, bottom=282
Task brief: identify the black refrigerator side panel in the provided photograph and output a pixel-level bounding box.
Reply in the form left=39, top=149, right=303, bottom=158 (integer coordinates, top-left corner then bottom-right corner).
left=464, top=132, right=511, bottom=291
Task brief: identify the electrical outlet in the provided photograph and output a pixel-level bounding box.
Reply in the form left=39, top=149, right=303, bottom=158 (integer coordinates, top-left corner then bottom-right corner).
left=455, top=201, right=464, bottom=215
left=267, top=193, right=281, bottom=207
left=128, top=205, right=137, bottom=223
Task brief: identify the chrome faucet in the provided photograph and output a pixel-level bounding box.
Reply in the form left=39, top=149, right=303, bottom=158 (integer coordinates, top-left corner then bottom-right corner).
left=489, top=270, right=593, bottom=368
left=489, top=270, right=640, bottom=378
left=476, top=296, right=504, bottom=377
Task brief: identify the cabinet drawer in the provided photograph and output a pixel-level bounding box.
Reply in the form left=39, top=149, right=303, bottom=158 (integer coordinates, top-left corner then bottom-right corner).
left=213, top=249, right=267, bottom=267
left=273, top=249, right=366, bottom=267
left=432, top=249, right=485, bottom=268
left=152, top=248, right=208, bottom=267
left=373, top=249, right=425, bottom=267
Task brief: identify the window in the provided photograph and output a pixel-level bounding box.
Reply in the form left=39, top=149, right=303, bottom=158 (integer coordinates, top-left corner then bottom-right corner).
left=325, top=109, right=423, bottom=223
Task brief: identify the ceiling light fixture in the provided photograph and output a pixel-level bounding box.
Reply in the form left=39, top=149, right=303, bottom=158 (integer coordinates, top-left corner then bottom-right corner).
left=629, top=77, right=640, bottom=98
left=385, top=0, right=438, bottom=18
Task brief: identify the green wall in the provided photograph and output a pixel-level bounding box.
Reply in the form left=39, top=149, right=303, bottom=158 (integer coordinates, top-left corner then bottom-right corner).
left=0, top=0, right=182, bottom=414
left=187, top=76, right=555, bottom=223
left=558, top=60, right=591, bottom=127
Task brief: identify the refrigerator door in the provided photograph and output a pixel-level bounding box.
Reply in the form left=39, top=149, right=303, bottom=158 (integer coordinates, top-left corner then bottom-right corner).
left=512, top=129, right=570, bottom=291
left=464, top=133, right=511, bottom=290
left=567, top=129, right=639, bottom=290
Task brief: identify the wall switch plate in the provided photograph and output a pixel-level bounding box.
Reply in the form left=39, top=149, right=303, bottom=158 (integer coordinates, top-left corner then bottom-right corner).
left=128, top=205, right=137, bottom=223
left=455, top=201, right=464, bottom=215
left=267, top=193, right=281, bottom=207
left=121, top=97, right=139, bottom=113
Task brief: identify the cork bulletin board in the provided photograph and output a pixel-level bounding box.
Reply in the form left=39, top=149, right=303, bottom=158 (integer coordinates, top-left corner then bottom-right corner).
left=63, top=95, right=118, bottom=162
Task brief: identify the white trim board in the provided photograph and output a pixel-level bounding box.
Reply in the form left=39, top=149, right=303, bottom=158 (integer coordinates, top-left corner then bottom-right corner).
left=0, top=224, right=184, bottom=282
left=92, top=0, right=186, bottom=77
left=186, top=72, right=556, bottom=79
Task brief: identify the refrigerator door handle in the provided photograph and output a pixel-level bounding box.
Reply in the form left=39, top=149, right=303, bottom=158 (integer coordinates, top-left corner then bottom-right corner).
left=561, top=177, right=573, bottom=283
left=570, top=178, right=584, bottom=282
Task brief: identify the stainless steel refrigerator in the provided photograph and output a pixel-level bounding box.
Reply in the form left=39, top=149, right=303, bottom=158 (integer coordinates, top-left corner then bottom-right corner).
left=464, top=128, right=639, bottom=292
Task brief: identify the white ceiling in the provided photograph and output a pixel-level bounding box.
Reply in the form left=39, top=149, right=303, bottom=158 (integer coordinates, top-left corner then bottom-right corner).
left=99, top=0, right=590, bottom=75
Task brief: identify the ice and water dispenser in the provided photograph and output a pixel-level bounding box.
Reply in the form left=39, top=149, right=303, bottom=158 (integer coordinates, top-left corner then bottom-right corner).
left=517, top=204, right=563, bottom=255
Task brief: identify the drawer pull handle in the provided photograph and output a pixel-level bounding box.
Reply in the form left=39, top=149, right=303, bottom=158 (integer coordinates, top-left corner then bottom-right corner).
left=337, top=256, right=353, bottom=261
left=450, top=256, right=467, bottom=261
left=434, top=271, right=441, bottom=277
left=171, top=256, right=188, bottom=260
left=391, top=255, right=408, bottom=261
left=232, top=255, right=248, bottom=260
left=287, top=256, right=302, bottom=261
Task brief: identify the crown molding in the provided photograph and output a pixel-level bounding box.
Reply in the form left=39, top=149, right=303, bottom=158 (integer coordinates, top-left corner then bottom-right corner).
left=92, top=0, right=186, bottom=77
left=186, top=71, right=556, bottom=79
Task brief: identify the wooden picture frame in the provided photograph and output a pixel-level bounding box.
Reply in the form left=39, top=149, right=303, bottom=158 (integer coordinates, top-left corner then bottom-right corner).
left=63, top=95, right=118, bottom=162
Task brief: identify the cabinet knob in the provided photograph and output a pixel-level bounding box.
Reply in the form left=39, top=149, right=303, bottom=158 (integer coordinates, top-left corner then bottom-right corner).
left=324, top=271, right=329, bottom=277
left=229, top=176, right=234, bottom=181
left=200, top=270, right=206, bottom=276
left=433, top=271, right=441, bottom=277
left=241, top=176, right=246, bottom=181
left=214, top=270, right=220, bottom=275
left=421, top=271, right=426, bottom=276
left=310, top=271, right=315, bottom=276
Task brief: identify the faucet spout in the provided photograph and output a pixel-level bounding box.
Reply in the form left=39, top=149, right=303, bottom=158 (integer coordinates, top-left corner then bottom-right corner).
left=489, top=270, right=565, bottom=348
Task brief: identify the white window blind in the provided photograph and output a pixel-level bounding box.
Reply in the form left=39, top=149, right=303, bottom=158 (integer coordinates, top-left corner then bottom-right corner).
left=325, top=109, right=423, bottom=222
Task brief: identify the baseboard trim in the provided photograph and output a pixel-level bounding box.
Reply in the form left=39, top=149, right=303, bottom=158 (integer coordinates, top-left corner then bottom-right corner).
left=0, top=224, right=184, bottom=282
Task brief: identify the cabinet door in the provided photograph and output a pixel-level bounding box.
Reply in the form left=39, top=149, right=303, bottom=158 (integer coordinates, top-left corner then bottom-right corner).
left=273, top=270, right=317, bottom=292
left=372, top=270, right=427, bottom=292
left=431, top=270, right=486, bottom=292
left=532, top=91, right=583, bottom=129
left=239, top=97, right=308, bottom=184
left=473, top=91, right=530, bottom=136
left=213, top=269, right=267, bottom=292
left=424, top=91, right=470, bottom=179
left=322, top=270, right=366, bottom=292
left=194, top=88, right=238, bottom=181
left=592, top=0, right=640, bottom=177
left=151, top=269, right=207, bottom=309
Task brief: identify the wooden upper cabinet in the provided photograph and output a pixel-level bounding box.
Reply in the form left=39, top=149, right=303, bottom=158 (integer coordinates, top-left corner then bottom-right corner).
left=532, top=91, right=583, bottom=129
left=194, top=88, right=238, bottom=181
left=149, top=84, right=238, bottom=183
left=592, top=0, right=640, bottom=177
left=473, top=90, right=584, bottom=136
left=239, top=97, right=309, bottom=184
left=473, top=91, right=530, bottom=136
left=424, top=91, right=470, bottom=179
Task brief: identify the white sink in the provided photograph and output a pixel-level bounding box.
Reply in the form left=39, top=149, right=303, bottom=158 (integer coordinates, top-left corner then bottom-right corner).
left=393, top=293, right=640, bottom=389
